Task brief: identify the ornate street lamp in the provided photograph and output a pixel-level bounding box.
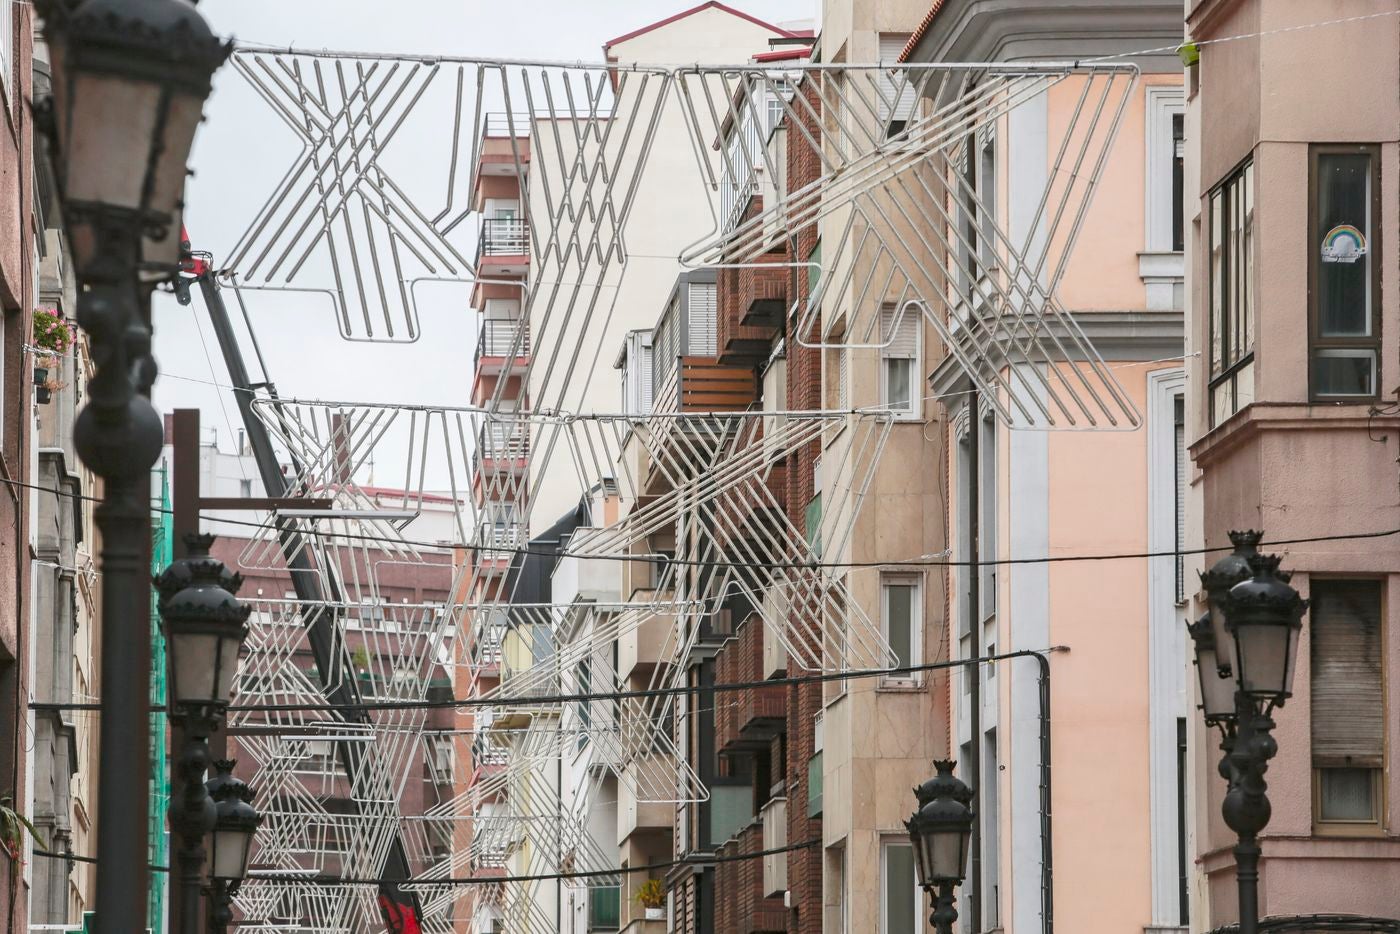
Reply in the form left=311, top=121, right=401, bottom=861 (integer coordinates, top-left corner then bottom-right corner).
left=906, top=760, right=975, bottom=934
left=156, top=534, right=251, bottom=934
left=205, top=760, right=263, bottom=934
left=36, top=0, right=228, bottom=928
left=1194, top=533, right=1308, bottom=934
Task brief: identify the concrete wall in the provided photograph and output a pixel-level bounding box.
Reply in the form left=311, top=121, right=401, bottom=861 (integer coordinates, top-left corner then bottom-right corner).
left=1185, top=0, right=1400, bottom=927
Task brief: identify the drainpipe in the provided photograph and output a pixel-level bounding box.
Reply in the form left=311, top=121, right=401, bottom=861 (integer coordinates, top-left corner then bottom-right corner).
left=966, top=391, right=982, bottom=934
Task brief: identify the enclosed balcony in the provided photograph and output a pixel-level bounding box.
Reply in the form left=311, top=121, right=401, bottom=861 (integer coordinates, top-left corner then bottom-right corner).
left=714, top=616, right=786, bottom=756
left=474, top=522, right=522, bottom=576
left=650, top=271, right=758, bottom=417
left=474, top=420, right=530, bottom=480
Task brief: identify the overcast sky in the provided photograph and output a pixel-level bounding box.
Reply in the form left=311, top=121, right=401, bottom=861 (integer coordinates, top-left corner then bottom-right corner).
left=152, top=0, right=818, bottom=457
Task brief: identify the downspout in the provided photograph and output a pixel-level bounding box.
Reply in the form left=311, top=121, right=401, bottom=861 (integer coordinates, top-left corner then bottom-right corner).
left=966, top=391, right=982, bottom=934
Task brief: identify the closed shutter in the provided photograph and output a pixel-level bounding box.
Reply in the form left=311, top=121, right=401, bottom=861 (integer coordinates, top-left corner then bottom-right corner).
left=877, top=34, right=916, bottom=123
left=1310, top=580, right=1384, bottom=766
left=688, top=282, right=717, bottom=356
left=881, top=304, right=919, bottom=359
left=639, top=338, right=654, bottom=414
left=838, top=347, right=849, bottom=409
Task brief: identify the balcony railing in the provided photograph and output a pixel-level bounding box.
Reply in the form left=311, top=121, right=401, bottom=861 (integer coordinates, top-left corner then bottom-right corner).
left=477, top=318, right=530, bottom=358
left=807, top=752, right=822, bottom=817
left=480, top=217, right=529, bottom=256
left=472, top=736, right=509, bottom=767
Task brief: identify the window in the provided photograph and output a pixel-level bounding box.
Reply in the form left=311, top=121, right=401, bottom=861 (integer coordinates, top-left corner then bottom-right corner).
left=979, top=132, right=997, bottom=272
left=1173, top=395, right=1186, bottom=603
left=980, top=413, right=997, bottom=620
left=880, top=839, right=919, bottom=934
left=824, top=845, right=847, bottom=934
left=1310, top=145, right=1380, bottom=400
left=576, top=654, right=592, bottom=751
left=428, top=735, right=455, bottom=784
left=1311, top=579, right=1384, bottom=830
left=838, top=346, right=849, bottom=410
left=239, top=478, right=253, bottom=498
left=881, top=575, right=921, bottom=684
left=1172, top=115, right=1185, bottom=252
left=877, top=34, right=916, bottom=139
left=1208, top=159, right=1255, bottom=425
left=880, top=304, right=919, bottom=418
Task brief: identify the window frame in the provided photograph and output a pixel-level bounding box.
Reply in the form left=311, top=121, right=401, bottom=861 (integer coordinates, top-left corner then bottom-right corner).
left=1309, top=576, right=1387, bottom=835
left=879, top=573, right=922, bottom=686
left=1207, top=155, right=1255, bottom=427
left=879, top=303, right=922, bottom=421
left=878, top=836, right=920, bottom=934
left=1308, top=143, right=1382, bottom=403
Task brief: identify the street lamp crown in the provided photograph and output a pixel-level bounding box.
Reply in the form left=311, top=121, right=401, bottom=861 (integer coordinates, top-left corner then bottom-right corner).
left=39, top=0, right=230, bottom=86
left=914, top=759, right=974, bottom=807
left=1223, top=554, right=1306, bottom=616
left=1199, top=529, right=1262, bottom=594
left=155, top=533, right=247, bottom=610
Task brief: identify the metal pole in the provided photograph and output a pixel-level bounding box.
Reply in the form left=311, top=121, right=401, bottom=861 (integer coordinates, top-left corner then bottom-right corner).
left=1220, top=693, right=1276, bottom=934
left=931, top=881, right=960, bottom=934
left=171, top=724, right=216, bottom=934
left=78, top=223, right=162, bottom=934
left=966, top=390, right=982, bottom=934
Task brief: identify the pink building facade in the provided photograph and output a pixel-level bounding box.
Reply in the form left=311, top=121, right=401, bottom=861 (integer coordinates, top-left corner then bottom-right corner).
left=1185, top=0, right=1400, bottom=928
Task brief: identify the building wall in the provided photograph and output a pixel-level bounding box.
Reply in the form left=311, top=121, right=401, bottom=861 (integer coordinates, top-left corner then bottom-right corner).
left=1186, top=4, right=1400, bottom=926
left=0, top=4, right=36, bottom=930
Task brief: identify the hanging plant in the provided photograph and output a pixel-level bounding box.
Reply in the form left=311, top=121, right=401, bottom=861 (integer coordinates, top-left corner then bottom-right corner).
left=32, top=308, right=77, bottom=358
left=0, top=796, right=43, bottom=861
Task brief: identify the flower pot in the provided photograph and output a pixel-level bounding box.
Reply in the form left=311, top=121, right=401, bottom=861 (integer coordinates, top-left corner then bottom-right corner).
left=35, top=387, right=51, bottom=405
left=644, top=907, right=664, bottom=921
left=32, top=367, right=47, bottom=387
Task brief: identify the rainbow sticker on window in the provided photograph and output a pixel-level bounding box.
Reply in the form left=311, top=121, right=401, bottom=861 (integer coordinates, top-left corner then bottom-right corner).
left=1321, top=224, right=1367, bottom=264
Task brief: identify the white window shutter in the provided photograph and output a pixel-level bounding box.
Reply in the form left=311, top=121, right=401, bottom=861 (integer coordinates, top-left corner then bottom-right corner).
left=640, top=339, right=654, bottom=414
left=838, top=347, right=849, bottom=409
left=877, top=34, right=916, bottom=123
left=688, top=282, right=717, bottom=356
left=880, top=305, right=919, bottom=359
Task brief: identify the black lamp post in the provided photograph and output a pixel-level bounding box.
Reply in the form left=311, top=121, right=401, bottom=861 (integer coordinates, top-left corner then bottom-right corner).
left=1189, top=533, right=1307, bottom=934
left=156, top=534, right=252, bottom=934
left=204, top=760, right=263, bottom=934
left=906, top=760, right=975, bottom=934
left=34, top=0, right=228, bottom=930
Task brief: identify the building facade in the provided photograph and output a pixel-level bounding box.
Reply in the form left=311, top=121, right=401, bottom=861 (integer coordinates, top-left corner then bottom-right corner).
left=1185, top=0, right=1400, bottom=927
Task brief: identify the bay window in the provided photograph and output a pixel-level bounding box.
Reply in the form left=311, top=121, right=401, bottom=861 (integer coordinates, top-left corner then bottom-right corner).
left=1310, top=145, right=1380, bottom=400
left=1208, top=159, right=1254, bottom=425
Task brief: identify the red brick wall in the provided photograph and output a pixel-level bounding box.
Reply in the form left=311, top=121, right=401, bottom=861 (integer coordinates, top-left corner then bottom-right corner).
left=783, top=74, right=823, bottom=934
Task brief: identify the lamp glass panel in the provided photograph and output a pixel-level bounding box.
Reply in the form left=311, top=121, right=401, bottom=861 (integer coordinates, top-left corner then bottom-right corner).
left=1194, top=644, right=1235, bottom=719
left=214, top=630, right=243, bottom=702
left=1234, top=620, right=1289, bottom=698
left=1281, top=622, right=1301, bottom=697
left=171, top=630, right=220, bottom=705
left=1208, top=603, right=1236, bottom=674
left=210, top=827, right=252, bottom=880
left=929, top=829, right=964, bottom=882
left=63, top=73, right=161, bottom=208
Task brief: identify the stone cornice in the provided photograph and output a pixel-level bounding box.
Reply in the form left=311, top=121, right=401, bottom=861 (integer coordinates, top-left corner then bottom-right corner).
left=927, top=310, right=1185, bottom=400
left=1189, top=402, right=1400, bottom=469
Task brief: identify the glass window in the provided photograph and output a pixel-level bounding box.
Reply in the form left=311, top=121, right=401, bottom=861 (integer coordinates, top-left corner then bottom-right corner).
left=880, top=304, right=920, bottom=418
left=1208, top=160, right=1254, bottom=425
left=1311, top=579, right=1384, bottom=829
left=1172, top=114, right=1185, bottom=252
left=881, top=840, right=919, bottom=934
left=1311, top=146, right=1380, bottom=399
left=881, top=575, right=921, bottom=682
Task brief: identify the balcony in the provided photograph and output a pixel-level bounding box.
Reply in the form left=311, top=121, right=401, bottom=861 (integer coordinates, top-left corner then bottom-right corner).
left=651, top=356, right=759, bottom=416
left=474, top=523, right=522, bottom=575
left=475, top=318, right=530, bottom=374
left=714, top=821, right=786, bottom=934
left=760, top=797, right=787, bottom=897
left=477, top=217, right=529, bottom=275
left=714, top=617, right=785, bottom=756
left=474, top=421, right=529, bottom=480
left=717, top=256, right=786, bottom=367
left=618, top=593, right=675, bottom=682
left=617, top=751, right=676, bottom=844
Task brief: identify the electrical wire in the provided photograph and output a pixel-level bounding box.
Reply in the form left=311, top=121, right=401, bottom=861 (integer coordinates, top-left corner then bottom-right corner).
left=34, top=835, right=820, bottom=888
left=30, top=648, right=1058, bottom=716
left=4, top=474, right=1395, bottom=572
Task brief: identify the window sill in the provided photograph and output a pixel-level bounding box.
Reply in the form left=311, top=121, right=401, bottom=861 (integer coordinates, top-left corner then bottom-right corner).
left=1311, top=821, right=1387, bottom=839
left=876, top=680, right=923, bottom=693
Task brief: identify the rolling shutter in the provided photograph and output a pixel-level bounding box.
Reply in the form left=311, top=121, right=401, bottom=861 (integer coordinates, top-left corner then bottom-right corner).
left=1310, top=580, right=1384, bottom=767
left=877, top=34, right=916, bottom=123
left=881, top=304, right=919, bottom=359
left=688, top=282, right=718, bottom=356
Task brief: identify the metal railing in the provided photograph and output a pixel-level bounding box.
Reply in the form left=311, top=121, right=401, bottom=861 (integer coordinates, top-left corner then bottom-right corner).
left=477, top=318, right=530, bottom=358
left=760, top=796, right=787, bottom=896
left=480, top=217, right=529, bottom=255
left=482, top=111, right=532, bottom=138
